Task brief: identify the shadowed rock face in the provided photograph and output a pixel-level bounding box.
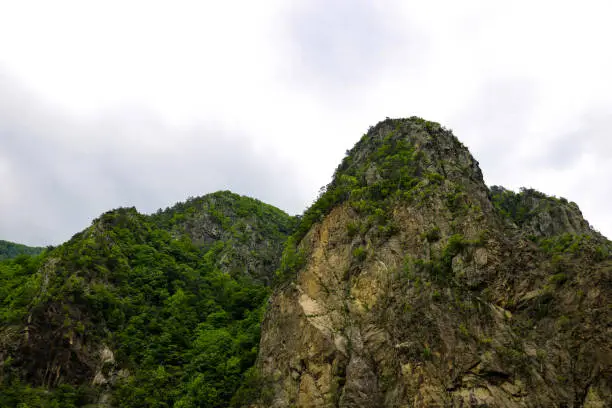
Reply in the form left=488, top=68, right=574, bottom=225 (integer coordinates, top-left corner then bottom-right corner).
left=256, top=118, right=612, bottom=407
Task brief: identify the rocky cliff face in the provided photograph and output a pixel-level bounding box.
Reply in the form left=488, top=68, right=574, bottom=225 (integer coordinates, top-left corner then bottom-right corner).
left=256, top=118, right=612, bottom=407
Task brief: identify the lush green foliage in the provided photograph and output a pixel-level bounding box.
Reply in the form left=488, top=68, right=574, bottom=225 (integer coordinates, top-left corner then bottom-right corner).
left=0, top=240, right=44, bottom=260
left=275, top=236, right=306, bottom=283
left=0, top=253, right=45, bottom=324
left=538, top=233, right=611, bottom=261
left=0, top=192, right=293, bottom=407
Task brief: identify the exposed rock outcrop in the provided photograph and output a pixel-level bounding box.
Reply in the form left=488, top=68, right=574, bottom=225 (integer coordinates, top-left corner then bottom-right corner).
left=256, top=117, right=612, bottom=407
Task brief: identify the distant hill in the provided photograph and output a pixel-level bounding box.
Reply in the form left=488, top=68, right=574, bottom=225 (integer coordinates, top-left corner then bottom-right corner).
left=0, top=239, right=44, bottom=260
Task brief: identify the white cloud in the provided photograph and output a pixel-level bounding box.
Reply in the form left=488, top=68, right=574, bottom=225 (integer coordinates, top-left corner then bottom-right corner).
left=0, top=0, right=611, bottom=244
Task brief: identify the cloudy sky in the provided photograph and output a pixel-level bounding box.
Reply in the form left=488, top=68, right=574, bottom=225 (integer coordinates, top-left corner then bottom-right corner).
left=1, top=0, right=611, bottom=246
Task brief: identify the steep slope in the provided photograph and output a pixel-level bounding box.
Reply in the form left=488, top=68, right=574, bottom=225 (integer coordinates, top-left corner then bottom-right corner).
left=255, top=117, right=612, bottom=407
left=0, top=239, right=44, bottom=260
left=0, top=192, right=293, bottom=407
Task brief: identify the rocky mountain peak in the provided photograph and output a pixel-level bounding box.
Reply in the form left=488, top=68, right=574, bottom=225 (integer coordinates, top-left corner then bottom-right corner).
left=287, top=117, right=497, bottom=256
left=257, top=117, right=612, bottom=407
left=346, top=117, right=484, bottom=185
left=332, top=117, right=488, bottom=203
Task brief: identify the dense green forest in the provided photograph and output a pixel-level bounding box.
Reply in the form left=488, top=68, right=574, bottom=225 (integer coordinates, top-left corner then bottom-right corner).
left=0, top=240, right=44, bottom=261
left=0, top=192, right=294, bottom=407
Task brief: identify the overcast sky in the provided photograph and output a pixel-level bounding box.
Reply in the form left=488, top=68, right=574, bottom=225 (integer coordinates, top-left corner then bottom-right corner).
left=1, top=0, right=611, bottom=246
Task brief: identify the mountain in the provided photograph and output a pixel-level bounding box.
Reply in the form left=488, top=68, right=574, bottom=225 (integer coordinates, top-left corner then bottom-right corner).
left=0, top=240, right=44, bottom=260
left=254, top=117, right=612, bottom=407
left=1, top=118, right=611, bottom=407
left=0, top=191, right=294, bottom=407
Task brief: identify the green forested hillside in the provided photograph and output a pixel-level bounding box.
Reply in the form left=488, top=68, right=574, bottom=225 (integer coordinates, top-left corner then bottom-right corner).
left=0, top=192, right=294, bottom=407
left=0, top=240, right=44, bottom=260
